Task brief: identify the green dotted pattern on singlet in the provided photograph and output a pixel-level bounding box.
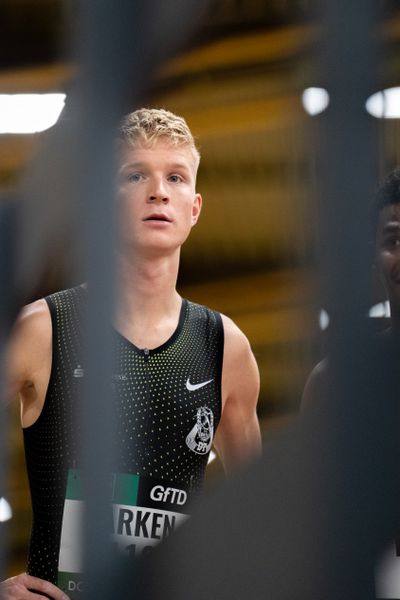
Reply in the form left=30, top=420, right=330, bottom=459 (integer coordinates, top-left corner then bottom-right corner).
left=23, top=286, right=224, bottom=584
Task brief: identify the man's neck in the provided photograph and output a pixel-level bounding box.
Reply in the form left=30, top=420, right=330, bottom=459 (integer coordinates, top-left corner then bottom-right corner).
left=114, top=251, right=182, bottom=347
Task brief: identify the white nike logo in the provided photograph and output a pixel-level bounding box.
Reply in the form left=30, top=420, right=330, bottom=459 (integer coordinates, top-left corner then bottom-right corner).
left=186, top=378, right=213, bottom=392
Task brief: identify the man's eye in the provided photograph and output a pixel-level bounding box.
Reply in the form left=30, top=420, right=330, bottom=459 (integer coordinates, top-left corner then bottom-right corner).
left=127, top=173, right=143, bottom=183
left=384, top=236, right=400, bottom=249
left=168, top=174, right=182, bottom=183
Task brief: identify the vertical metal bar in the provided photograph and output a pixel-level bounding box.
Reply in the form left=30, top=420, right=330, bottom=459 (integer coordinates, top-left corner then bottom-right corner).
left=319, top=0, right=377, bottom=325
left=76, top=2, right=138, bottom=597
left=0, top=199, right=18, bottom=583
left=79, top=97, right=118, bottom=599
left=316, top=1, right=397, bottom=598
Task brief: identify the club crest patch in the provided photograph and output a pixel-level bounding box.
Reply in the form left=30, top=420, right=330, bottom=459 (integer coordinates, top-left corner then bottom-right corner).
left=186, top=406, right=214, bottom=455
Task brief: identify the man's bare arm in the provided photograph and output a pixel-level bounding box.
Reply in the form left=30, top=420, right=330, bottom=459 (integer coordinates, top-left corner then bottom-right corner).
left=213, top=315, right=261, bottom=475
left=1, top=302, right=59, bottom=596
left=5, top=299, right=52, bottom=427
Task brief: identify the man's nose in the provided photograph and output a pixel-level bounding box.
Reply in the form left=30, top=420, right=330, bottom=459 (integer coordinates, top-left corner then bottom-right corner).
left=148, top=178, right=169, bottom=203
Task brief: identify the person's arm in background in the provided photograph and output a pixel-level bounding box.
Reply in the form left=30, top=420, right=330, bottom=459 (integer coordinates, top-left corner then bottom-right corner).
left=301, top=358, right=328, bottom=412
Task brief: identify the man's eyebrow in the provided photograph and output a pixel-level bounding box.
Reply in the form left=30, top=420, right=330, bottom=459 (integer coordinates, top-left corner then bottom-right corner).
left=119, top=162, right=144, bottom=171
left=168, top=162, right=191, bottom=172
left=119, top=161, right=192, bottom=173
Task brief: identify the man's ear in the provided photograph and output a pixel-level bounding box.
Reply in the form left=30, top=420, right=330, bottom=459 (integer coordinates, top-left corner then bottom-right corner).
left=191, top=193, right=202, bottom=225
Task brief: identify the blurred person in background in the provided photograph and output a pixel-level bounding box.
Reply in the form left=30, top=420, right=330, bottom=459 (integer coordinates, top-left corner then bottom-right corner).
left=302, top=168, right=400, bottom=406
left=302, top=167, right=400, bottom=599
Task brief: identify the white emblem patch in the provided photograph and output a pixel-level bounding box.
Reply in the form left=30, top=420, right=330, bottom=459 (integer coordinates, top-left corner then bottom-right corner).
left=186, top=406, right=214, bottom=455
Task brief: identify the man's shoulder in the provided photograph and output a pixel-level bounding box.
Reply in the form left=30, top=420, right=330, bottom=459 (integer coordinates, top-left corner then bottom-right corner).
left=17, top=298, right=51, bottom=333
left=301, top=358, right=329, bottom=410
left=220, top=313, right=250, bottom=348
left=185, top=298, right=223, bottom=328
left=186, top=298, right=219, bottom=315
left=9, top=299, right=52, bottom=377
left=16, top=285, right=85, bottom=337
left=308, top=357, right=329, bottom=379
left=185, top=301, right=249, bottom=347
left=45, top=283, right=86, bottom=305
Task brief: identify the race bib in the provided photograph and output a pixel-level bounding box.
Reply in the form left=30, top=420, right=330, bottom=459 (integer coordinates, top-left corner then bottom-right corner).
left=57, top=469, right=191, bottom=598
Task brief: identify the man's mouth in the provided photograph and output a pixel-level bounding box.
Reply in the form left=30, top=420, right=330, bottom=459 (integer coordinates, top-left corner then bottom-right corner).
left=143, top=214, right=172, bottom=222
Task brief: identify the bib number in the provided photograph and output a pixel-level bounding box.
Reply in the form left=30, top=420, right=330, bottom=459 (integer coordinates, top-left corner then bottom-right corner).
left=57, top=470, right=190, bottom=598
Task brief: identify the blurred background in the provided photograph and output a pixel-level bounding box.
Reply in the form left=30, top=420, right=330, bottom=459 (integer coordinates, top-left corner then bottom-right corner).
left=1, top=0, right=400, bottom=578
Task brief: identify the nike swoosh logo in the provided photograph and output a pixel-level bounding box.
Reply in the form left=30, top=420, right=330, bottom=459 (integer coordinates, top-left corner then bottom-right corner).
left=186, top=378, right=213, bottom=392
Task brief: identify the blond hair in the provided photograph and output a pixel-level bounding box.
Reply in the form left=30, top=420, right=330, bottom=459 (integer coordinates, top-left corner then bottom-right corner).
left=118, top=108, right=200, bottom=169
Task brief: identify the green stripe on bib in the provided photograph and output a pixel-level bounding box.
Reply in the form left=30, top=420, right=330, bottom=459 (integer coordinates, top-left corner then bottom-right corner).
left=111, top=473, right=139, bottom=505
left=66, top=469, right=83, bottom=501
left=65, top=469, right=139, bottom=505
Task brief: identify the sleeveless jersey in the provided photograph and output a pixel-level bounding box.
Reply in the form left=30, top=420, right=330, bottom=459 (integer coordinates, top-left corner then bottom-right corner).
left=23, top=285, right=224, bottom=586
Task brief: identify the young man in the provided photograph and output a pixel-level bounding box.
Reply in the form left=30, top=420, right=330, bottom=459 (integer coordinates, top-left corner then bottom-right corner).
left=301, top=167, right=400, bottom=598
left=302, top=167, right=400, bottom=407
left=0, top=108, right=261, bottom=599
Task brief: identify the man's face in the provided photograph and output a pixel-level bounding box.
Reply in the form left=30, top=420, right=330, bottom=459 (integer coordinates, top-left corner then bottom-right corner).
left=375, top=203, right=400, bottom=311
left=117, top=139, right=202, bottom=256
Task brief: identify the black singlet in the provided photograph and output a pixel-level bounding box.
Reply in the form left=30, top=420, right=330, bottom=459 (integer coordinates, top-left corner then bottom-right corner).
left=23, top=285, right=224, bottom=585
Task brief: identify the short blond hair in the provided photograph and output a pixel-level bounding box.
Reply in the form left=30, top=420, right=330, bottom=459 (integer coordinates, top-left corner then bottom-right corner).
left=118, top=108, right=200, bottom=169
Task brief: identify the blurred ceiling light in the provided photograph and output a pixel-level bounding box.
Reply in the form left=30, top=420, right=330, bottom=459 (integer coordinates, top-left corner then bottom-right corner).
left=320, top=303, right=390, bottom=330
left=366, top=87, right=400, bottom=119
left=368, top=300, right=391, bottom=318
left=0, top=497, right=12, bottom=522
left=0, top=93, right=66, bottom=134
left=318, top=308, right=330, bottom=331
left=302, top=87, right=330, bottom=116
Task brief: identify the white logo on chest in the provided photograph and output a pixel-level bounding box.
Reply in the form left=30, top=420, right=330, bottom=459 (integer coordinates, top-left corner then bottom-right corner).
left=185, top=378, right=213, bottom=392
